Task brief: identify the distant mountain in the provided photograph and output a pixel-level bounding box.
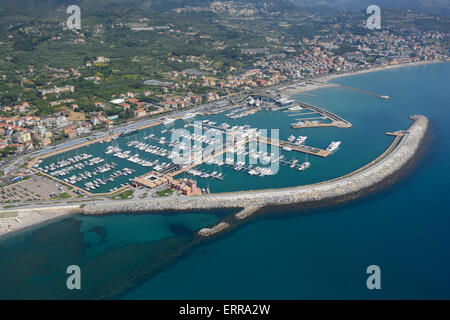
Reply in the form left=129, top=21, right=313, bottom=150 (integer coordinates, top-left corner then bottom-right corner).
left=0, top=0, right=298, bottom=17
left=291, top=0, right=450, bottom=16
left=1, top=0, right=449, bottom=19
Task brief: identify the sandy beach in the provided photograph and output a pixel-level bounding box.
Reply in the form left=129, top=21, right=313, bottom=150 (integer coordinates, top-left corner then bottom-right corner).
left=0, top=206, right=80, bottom=237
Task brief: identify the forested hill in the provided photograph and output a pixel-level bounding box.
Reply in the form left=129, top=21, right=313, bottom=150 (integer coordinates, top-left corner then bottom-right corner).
left=0, top=0, right=298, bottom=19
left=292, top=0, right=450, bottom=17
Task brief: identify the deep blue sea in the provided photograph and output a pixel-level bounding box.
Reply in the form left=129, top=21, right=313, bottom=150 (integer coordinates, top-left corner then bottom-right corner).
left=0, top=62, right=449, bottom=299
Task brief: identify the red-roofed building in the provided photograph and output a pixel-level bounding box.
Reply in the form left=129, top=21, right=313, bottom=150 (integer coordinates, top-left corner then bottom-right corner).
left=133, top=108, right=147, bottom=118
left=119, top=103, right=131, bottom=111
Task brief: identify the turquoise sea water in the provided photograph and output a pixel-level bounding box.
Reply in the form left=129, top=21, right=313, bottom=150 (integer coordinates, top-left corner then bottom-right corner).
left=0, top=62, right=449, bottom=299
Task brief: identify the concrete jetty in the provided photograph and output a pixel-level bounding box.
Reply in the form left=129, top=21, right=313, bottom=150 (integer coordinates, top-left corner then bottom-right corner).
left=82, top=115, right=428, bottom=216
left=198, top=222, right=230, bottom=237
left=235, top=206, right=262, bottom=220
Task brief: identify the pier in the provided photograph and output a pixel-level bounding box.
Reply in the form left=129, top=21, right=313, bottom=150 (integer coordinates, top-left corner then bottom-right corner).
left=289, top=102, right=352, bottom=129
left=313, top=81, right=390, bottom=100
left=287, top=112, right=316, bottom=116
left=260, top=136, right=331, bottom=157
left=295, top=117, right=328, bottom=121
left=188, top=122, right=331, bottom=157
left=335, top=84, right=390, bottom=99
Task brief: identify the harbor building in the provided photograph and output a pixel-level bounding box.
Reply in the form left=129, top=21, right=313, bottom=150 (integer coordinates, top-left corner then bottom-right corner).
left=168, top=178, right=202, bottom=196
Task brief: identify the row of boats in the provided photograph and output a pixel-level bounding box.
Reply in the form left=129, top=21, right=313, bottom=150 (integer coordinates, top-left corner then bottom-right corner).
left=162, top=112, right=197, bottom=125
left=127, top=141, right=170, bottom=157
left=49, top=157, right=105, bottom=177
left=225, top=107, right=249, bottom=118
left=35, top=153, right=94, bottom=172
left=111, top=148, right=174, bottom=172
left=282, top=138, right=341, bottom=154
left=115, top=140, right=178, bottom=172
left=286, top=159, right=311, bottom=171
left=290, top=118, right=326, bottom=128
left=186, top=169, right=224, bottom=180
left=247, top=167, right=275, bottom=176
left=82, top=168, right=136, bottom=191
left=38, top=155, right=105, bottom=177
left=226, top=107, right=255, bottom=119
left=164, top=127, right=223, bottom=146
left=63, top=163, right=118, bottom=184
left=287, top=135, right=308, bottom=145
left=288, top=105, right=303, bottom=111
left=186, top=121, right=253, bottom=135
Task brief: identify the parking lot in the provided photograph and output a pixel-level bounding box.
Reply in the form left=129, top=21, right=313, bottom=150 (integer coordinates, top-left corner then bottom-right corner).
left=0, top=174, right=77, bottom=204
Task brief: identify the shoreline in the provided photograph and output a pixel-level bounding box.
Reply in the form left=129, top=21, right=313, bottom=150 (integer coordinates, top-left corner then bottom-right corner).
left=0, top=206, right=79, bottom=238
left=0, top=61, right=438, bottom=238
left=0, top=114, right=429, bottom=237
left=284, top=59, right=446, bottom=95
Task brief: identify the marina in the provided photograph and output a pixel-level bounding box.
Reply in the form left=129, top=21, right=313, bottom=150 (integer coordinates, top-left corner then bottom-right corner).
left=28, top=97, right=354, bottom=195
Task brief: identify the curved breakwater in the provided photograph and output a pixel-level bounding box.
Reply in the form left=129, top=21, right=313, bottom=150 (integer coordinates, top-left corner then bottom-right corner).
left=83, top=115, right=429, bottom=217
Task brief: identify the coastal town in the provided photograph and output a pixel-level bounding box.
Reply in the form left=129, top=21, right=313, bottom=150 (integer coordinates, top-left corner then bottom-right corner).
left=0, top=2, right=448, bottom=161
left=0, top=0, right=448, bottom=235
left=0, top=33, right=447, bottom=159
left=1, top=0, right=450, bottom=302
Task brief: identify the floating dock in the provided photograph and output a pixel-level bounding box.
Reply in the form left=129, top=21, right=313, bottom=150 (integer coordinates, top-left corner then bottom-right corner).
left=260, top=136, right=331, bottom=157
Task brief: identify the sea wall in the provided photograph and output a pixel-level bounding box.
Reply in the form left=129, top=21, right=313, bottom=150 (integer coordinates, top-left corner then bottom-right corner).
left=82, top=115, right=428, bottom=215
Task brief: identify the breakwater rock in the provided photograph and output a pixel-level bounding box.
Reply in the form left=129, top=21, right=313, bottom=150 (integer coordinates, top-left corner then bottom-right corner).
left=83, top=115, right=428, bottom=215
left=198, top=222, right=230, bottom=237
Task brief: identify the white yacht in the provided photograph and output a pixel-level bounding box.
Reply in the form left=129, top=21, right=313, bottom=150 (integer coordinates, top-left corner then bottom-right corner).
left=295, top=136, right=307, bottom=145
left=288, top=105, right=303, bottom=111
left=326, top=141, right=341, bottom=152
left=298, top=162, right=311, bottom=171
left=163, top=117, right=176, bottom=125
left=182, top=113, right=197, bottom=120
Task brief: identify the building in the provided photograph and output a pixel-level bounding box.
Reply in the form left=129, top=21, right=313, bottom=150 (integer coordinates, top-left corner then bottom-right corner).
left=133, top=108, right=147, bottom=118
left=168, top=178, right=202, bottom=196
left=40, top=85, right=75, bottom=96
left=344, top=52, right=365, bottom=61
left=12, top=131, right=32, bottom=144
left=55, top=115, right=69, bottom=128
left=76, top=123, right=91, bottom=136
left=131, top=172, right=171, bottom=189
left=94, top=56, right=110, bottom=64
left=64, top=127, right=77, bottom=139
left=206, top=92, right=219, bottom=102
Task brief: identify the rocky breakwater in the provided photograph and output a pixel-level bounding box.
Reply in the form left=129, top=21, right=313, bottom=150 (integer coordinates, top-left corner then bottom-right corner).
left=198, top=222, right=230, bottom=237
left=82, top=115, right=428, bottom=215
